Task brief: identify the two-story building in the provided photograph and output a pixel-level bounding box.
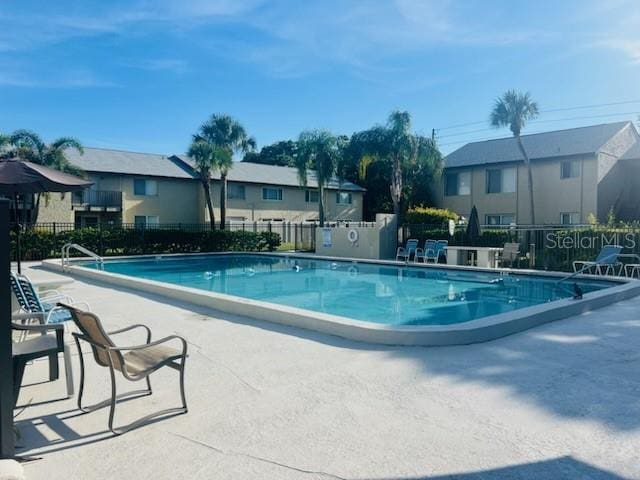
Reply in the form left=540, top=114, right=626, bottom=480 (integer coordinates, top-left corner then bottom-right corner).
left=438, top=121, right=640, bottom=225
left=36, top=147, right=365, bottom=226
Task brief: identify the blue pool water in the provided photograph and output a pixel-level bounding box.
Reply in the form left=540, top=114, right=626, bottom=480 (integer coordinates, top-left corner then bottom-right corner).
left=84, top=254, right=616, bottom=326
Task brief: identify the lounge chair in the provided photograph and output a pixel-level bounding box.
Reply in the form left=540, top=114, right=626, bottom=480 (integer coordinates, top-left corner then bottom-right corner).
left=572, top=244, right=623, bottom=275
left=414, top=240, right=436, bottom=263
left=11, top=321, right=66, bottom=406
left=61, top=304, right=188, bottom=435
left=431, top=240, right=448, bottom=263
left=496, top=242, right=521, bottom=268
left=396, top=239, right=419, bottom=261
left=10, top=272, right=89, bottom=326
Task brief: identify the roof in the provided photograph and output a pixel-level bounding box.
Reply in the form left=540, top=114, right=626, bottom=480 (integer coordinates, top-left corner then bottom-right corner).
left=65, top=147, right=195, bottom=179
left=445, top=121, right=634, bottom=168
left=621, top=141, right=640, bottom=161
left=171, top=155, right=365, bottom=191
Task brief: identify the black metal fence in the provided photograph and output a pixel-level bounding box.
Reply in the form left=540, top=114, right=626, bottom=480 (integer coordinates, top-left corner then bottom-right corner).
left=11, top=222, right=319, bottom=261
left=401, top=223, right=640, bottom=272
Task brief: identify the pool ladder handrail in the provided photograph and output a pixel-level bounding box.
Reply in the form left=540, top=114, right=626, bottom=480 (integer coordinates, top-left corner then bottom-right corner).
left=61, top=243, right=104, bottom=271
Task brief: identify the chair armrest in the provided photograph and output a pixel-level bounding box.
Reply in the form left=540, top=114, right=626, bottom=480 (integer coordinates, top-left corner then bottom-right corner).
left=11, top=322, right=63, bottom=332
left=12, top=311, right=46, bottom=323
left=108, top=324, right=152, bottom=344
left=111, top=335, right=187, bottom=354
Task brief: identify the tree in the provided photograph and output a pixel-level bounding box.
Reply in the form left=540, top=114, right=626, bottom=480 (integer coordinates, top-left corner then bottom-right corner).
left=295, top=130, right=342, bottom=227
left=187, top=140, right=218, bottom=230
left=193, top=115, right=256, bottom=229
left=347, top=111, right=442, bottom=219
left=490, top=90, right=539, bottom=224
left=242, top=140, right=297, bottom=166
left=1, top=129, right=84, bottom=222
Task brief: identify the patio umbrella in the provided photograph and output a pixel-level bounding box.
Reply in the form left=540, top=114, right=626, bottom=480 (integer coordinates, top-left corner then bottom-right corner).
left=466, top=205, right=481, bottom=247
left=0, top=158, right=93, bottom=272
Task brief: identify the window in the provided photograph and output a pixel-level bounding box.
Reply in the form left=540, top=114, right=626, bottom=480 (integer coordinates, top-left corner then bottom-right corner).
left=560, top=212, right=580, bottom=225
left=444, top=171, right=470, bottom=196
left=133, top=178, right=158, bottom=196
left=336, top=192, right=352, bottom=204
left=485, top=214, right=515, bottom=226
left=228, top=184, right=245, bottom=200
left=134, top=215, right=160, bottom=227
left=262, top=187, right=283, bottom=201
left=305, top=190, right=319, bottom=203
left=561, top=160, right=580, bottom=179
left=486, top=167, right=516, bottom=194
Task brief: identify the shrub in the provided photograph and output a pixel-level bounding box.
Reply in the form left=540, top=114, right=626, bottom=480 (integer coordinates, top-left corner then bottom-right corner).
left=404, top=206, right=458, bottom=226
left=11, top=226, right=281, bottom=261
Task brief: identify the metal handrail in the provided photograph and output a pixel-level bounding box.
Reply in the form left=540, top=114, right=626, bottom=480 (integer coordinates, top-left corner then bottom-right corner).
left=61, top=243, right=104, bottom=271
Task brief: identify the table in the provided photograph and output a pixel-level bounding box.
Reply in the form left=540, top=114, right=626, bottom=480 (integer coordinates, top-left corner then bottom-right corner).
left=445, top=246, right=504, bottom=269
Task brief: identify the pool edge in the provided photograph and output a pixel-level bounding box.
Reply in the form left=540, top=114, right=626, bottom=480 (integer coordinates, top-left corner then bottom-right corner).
left=41, top=253, right=640, bottom=346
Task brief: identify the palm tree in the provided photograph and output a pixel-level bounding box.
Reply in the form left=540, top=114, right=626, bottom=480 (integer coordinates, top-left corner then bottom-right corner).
left=193, top=115, right=256, bottom=229
left=295, top=130, right=342, bottom=227
left=350, top=111, right=441, bottom=219
left=187, top=140, right=218, bottom=230
left=490, top=90, right=539, bottom=224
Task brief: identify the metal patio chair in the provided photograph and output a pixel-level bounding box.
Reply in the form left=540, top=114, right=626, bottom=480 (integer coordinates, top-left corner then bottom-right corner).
left=496, top=242, right=521, bottom=268
left=396, top=239, right=419, bottom=261
left=60, top=304, right=188, bottom=435
left=572, top=245, right=623, bottom=276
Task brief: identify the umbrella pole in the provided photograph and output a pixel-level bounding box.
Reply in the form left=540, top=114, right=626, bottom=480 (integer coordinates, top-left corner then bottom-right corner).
left=12, top=194, right=21, bottom=274
left=0, top=199, right=15, bottom=458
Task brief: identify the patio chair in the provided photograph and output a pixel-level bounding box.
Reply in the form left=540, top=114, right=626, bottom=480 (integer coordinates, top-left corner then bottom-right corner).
left=10, top=272, right=90, bottom=327
left=431, top=240, right=448, bottom=263
left=572, top=244, right=623, bottom=276
left=11, top=321, right=66, bottom=407
left=396, top=239, right=419, bottom=261
left=496, top=242, right=521, bottom=268
left=60, top=304, right=188, bottom=435
left=414, top=240, right=436, bottom=263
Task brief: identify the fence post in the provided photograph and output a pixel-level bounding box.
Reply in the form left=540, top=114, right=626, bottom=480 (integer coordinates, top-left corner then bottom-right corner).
left=98, top=222, right=104, bottom=256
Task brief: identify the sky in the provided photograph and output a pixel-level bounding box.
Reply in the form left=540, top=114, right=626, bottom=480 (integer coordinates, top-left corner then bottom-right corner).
left=0, top=0, right=639, bottom=156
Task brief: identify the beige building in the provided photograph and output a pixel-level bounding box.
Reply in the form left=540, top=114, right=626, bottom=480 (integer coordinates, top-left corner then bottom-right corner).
left=37, top=147, right=364, bottom=226
left=438, top=122, right=640, bottom=225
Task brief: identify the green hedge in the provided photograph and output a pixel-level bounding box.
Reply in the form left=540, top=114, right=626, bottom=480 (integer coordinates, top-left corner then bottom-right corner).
left=404, top=207, right=458, bottom=225
left=11, top=227, right=281, bottom=261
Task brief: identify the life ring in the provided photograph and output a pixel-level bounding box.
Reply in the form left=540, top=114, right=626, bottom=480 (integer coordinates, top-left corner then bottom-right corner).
left=347, top=229, right=359, bottom=244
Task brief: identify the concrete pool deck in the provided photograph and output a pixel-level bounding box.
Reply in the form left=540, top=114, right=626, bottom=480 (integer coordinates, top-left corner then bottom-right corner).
left=13, top=262, right=640, bottom=479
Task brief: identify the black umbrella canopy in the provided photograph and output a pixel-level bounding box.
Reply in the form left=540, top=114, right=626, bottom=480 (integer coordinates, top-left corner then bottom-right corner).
left=466, top=205, right=481, bottom=246
left=0, top=158, right=92, bottom=194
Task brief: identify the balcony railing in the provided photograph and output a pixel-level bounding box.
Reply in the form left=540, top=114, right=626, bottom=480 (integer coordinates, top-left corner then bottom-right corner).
left=72, top=190, right=122, bottom=209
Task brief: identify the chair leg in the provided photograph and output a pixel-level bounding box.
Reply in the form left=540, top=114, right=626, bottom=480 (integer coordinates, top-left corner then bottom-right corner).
left=48, top=353, right=59, bottom=381
left=63, top=344, right=74, bottom=398
left=107, top=363, right=119, bottom=435
left=179, top=359, right=188, bottom=412
left=13, top=359, right=27, bottom=407
left=74, top=336, right=87, bottom=412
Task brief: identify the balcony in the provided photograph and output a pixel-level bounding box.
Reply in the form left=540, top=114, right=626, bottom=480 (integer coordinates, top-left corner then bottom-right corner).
left=72, top=190, right=122, bottom=211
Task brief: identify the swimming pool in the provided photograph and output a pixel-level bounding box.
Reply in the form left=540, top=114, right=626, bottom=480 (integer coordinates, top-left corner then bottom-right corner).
left=48, top=252, right=640, bottom=345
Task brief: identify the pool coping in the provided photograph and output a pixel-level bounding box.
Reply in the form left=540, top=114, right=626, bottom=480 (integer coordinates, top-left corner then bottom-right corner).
left=42, top=252, right=640, bottom=346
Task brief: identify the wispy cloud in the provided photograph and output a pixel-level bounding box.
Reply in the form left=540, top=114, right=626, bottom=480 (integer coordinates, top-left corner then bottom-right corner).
left=597, top=39, right=640, bottom=64
left=0, top=68, right=118, bottom=88
left=123, top=58, right=189, bottom=74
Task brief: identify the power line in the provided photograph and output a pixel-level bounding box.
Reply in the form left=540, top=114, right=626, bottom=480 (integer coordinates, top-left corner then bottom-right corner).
left=437, top=111, right=640, bottom=141
left=436, top=99, right=640, bottom=131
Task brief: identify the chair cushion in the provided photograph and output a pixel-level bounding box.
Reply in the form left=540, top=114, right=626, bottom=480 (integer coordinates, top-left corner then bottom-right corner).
left=13, top=334, right=59, bottom=357
left=123, top=345, right=181, bottom=375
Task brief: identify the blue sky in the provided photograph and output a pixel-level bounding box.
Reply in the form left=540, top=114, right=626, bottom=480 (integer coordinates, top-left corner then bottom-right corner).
left=0, top=0, right=639, bottom=155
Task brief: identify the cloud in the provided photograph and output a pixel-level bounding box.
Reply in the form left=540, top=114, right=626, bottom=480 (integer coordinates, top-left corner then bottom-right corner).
left=123, top=58, right=189, bottom=74
left=596, top=39, right=640, bottom=64
left=0, top=68, right=118, bottom=88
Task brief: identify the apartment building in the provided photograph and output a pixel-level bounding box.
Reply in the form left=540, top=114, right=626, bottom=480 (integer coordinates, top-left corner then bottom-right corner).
left=36, top=147, right=364, bottom=225
left=438, top=122, right=640, bottom=225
